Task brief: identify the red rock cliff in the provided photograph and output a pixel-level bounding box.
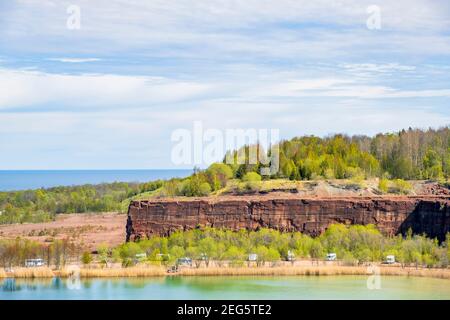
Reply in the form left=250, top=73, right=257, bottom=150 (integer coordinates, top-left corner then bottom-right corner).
left=126, top=195, right=450, bottom=241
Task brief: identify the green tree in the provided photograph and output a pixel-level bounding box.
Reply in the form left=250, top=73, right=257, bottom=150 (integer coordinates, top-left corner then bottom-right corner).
left=81, top=251, right=93, bottom=266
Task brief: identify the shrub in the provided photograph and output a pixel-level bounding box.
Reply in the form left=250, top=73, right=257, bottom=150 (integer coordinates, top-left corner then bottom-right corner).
left=242, top=172, right=262, bottom=182
left=392, top=179, right=412, bottom=194
left=378, top=178, right=389, bottom=193
left=199, top=182, right=212, bottom=196
left=81, top=251, right=93, bottom=266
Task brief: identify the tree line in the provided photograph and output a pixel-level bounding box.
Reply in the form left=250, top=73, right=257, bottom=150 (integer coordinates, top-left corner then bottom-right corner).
left=96, top=225, right=450, bottom=268
left=232, top=126, right=450, bottom=181
left=0, top=181, right=163, bottom=224
left=0, top=127, right=448, bottom=223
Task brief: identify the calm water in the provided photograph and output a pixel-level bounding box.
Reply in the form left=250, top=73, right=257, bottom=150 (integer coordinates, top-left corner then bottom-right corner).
left=0, top=170, right=192, bottom=191
left=1, top=276, right=450, bottom=300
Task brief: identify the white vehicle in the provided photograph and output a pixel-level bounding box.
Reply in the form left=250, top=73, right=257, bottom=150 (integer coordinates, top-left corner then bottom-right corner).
left=287, top=250, right=296, bottom=261
left=176, top=257, right=193, bottom=267
left=248, top=253, right=258, bottom=262
left=326, top=253, right=337, bottom=261
left=25, top=258, right=44, bottom=267
left=135, top=253, right=147, bottom=261
left=385, top=255, right=396, bottom=264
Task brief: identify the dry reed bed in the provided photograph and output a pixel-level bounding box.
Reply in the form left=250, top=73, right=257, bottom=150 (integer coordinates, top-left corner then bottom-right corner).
left=177, top=266, right=450, bottom=279
left=10, top=267, right=55, bottom=278
left=2, top=265, right=450, bottom=279
left=58, top=266, right=166, bottom=278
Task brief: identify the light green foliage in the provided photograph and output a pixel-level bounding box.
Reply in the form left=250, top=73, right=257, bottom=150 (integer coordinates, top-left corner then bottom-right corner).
left=97, top=243, right=110, bottom=266
left=108, top=225, right=449, bottom=268
left=225, top=127, right=449, bottom=181
left=0, top=227, right=449, bottom=269
left=378, top=178, right=389, bottom=193
left=0, top=238, right=78, bottom=268
left=0, top=180, right=164, bottom=224
left=242, top=172, right=262, bottom=182
left=241, top=172, right=262, bottom=192
left=1, top=128, right=448, bottom=224
left=81, top=251, right=93, bottom=265
left=206, top=163, right=233, bottom=191
left=392, top=179, right=412, bottom=194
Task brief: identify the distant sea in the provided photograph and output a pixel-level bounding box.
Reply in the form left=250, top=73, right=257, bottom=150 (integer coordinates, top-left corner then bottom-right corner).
left=0, top=169, right=193, bottom=192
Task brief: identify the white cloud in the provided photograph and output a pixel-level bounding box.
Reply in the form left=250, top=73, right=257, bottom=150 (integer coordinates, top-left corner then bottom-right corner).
left=339, top=63, right=416, bottom=74
left=0, top=1, right=449, bottom=169
left=47, top=57, right=101, bottom=63
left=0, top=68, right=212, bottom=109
left=2, top=1, right=450, bottom=59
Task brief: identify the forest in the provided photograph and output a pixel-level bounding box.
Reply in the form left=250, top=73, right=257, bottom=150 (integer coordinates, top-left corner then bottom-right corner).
left=0, top=127, right=448, bottom=224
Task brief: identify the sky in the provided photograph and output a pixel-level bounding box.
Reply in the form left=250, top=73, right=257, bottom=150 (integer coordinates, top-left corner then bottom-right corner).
left=0, top=0, right=449, bottom=169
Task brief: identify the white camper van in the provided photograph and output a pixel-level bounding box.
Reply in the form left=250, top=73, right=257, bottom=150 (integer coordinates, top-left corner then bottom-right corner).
left=25, top=258, right=44, bottom=267
left=326, top=253, right=337, bottom=261
left=385, top=255, right=396, bottom=264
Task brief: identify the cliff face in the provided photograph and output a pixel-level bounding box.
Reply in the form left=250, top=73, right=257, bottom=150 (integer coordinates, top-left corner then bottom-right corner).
left=126, top=196, right=450, bottom=242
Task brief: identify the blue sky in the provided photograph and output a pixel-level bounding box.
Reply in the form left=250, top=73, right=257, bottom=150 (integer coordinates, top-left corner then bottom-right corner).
left=0, top=0, right=449, bottom=169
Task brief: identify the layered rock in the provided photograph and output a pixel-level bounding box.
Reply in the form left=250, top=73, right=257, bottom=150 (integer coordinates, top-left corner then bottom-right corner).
left=126, top=195, right=450, bottom=242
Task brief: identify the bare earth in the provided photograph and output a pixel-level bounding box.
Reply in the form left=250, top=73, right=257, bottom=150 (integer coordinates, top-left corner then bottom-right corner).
left=0, top=213, right=126, bottom=250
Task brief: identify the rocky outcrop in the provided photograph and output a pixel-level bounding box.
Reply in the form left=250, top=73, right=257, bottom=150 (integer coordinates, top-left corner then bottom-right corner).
left=126, top=196, right=450, bottom=242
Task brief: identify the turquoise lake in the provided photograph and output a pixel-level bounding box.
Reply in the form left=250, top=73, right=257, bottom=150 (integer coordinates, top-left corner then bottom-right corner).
left=1, top=276, right=450, bottom=300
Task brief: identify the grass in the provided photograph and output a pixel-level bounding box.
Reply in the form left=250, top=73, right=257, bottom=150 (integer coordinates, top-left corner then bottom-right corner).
left=120, top=188, right=163, bottom=212
left=218, top=179, right=301, bottom=195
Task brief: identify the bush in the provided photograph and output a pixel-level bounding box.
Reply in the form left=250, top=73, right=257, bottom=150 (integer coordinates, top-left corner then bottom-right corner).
left=81, top=251, right=93, bottom=266
left=199, top=182, right=212, bottom=196
left=378, top=178, right=389, bottom=193
left=206, top=163, right=233, bottom=191
left=392, top=179, right=412, bottom=194
left=242, top=172, right=262, bottom=182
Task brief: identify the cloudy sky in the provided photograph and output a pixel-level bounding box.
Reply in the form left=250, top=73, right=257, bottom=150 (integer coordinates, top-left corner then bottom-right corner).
left=0, top=0, right=449, bottom=169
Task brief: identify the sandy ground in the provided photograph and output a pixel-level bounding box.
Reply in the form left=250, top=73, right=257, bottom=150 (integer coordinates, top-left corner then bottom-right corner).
left=0, top=213, right=127, bottom=250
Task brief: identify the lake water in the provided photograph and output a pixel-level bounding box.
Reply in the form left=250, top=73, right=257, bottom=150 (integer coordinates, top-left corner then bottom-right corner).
left=0, top=169, right=192, bottom=191
left=1, top=276, right=450, bottom=300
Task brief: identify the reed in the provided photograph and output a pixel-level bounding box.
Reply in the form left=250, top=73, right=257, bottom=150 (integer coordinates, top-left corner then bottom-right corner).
left=59, top=266, right=166, bottom=278
left=177, top=265, right=450, bottom=279
left=378, top=267, right=450, bottom=279
left=6, top=265, right=450, bottom=280
left=177, top=266, right=368, bottom=276
left=12, top=267, right=55, bottom=278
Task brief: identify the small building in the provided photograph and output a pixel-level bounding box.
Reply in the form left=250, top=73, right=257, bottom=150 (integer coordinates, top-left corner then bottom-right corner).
left=326, top=253, right=337, bottom=261
left=385, top=255, right=395, bottom=264
left=25, top=259, right=44, bottom=267
left=248, top=253, right=258, bottom=262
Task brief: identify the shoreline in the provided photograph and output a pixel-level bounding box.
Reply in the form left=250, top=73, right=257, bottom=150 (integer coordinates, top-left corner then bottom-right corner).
left=2, top=265, right=450, bottom=280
